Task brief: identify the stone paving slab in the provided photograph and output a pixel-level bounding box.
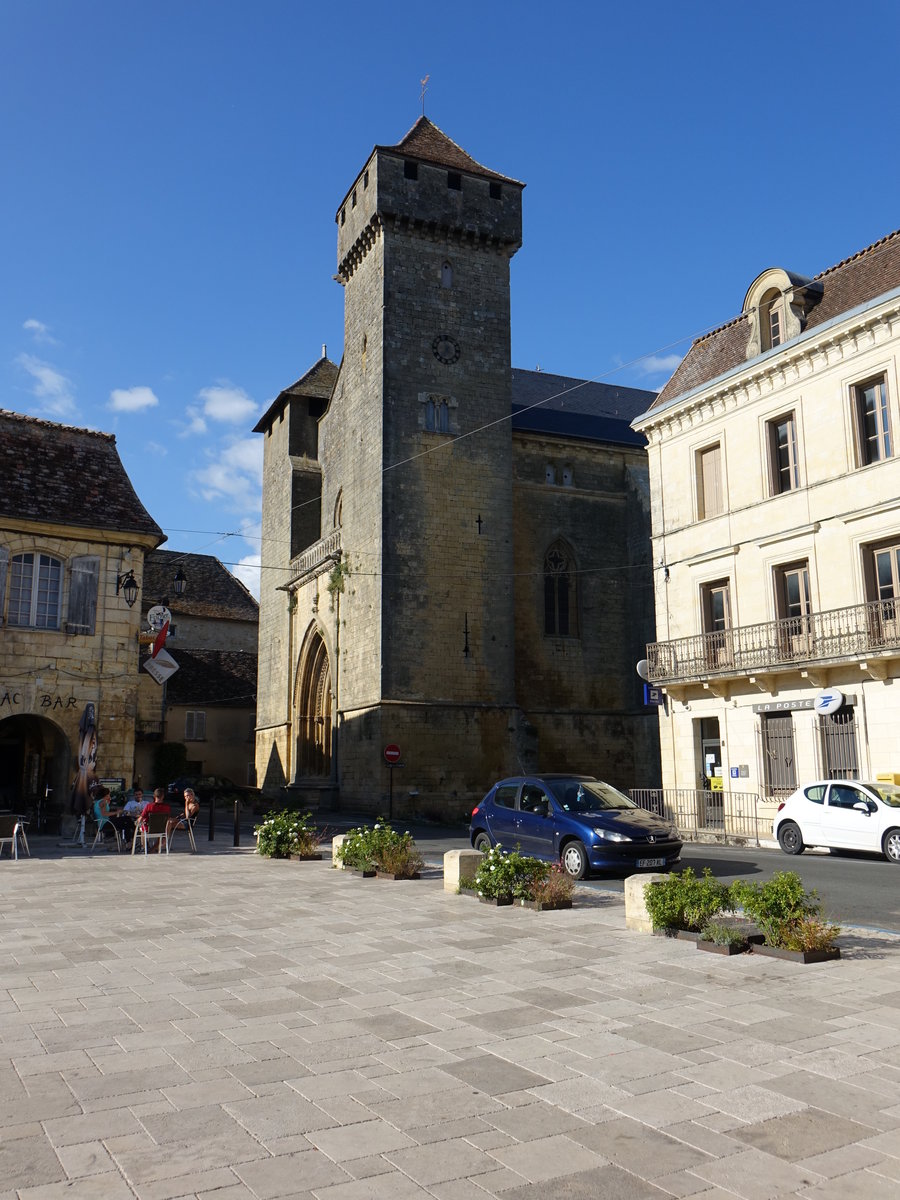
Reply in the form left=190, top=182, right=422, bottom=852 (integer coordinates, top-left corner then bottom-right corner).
left=2, top=853, right=900, bottom=1198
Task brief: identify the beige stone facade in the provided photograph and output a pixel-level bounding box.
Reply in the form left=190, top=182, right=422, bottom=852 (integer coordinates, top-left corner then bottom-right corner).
left=634, top=231, right=900, bottom=838
left=0, top=412, right=163, bottom=827
left=255, top=119, right=659, bottom=819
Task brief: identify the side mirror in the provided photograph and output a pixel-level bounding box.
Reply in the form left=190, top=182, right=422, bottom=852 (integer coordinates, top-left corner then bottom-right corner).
left=853, top=801, right=872, bottom=814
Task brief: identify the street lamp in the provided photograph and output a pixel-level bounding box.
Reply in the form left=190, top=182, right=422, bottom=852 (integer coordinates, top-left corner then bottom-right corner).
left=116, top=566, right=188, bottom=607
left=116, top=570, right=139, bottom=608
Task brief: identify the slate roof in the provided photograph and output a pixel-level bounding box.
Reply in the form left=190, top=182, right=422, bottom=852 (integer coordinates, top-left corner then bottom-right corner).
left=142, top=551, right=258, bottom=622
left=253, top=355, right=339, bottom=434
left=0, top=410, right=163, bottom=539
left=511, top=369, right=653, bottom=447
left=378, top=117, right=523, bottom=187
left=164, top=649, right=258, bottom=708
left=654, top=228, right=900, bottom=408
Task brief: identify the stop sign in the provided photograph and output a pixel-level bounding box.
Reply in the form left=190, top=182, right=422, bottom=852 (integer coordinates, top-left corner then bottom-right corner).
left=384, top=744, right=401, bottom=764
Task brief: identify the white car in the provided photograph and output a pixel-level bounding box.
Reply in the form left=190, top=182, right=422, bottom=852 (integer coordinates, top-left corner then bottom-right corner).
left=774, top=780, right=900, bottom=864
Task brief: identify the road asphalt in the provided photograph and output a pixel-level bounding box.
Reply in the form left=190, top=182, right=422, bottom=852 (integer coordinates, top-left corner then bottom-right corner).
left=1, top=836, right=900, bottom=1198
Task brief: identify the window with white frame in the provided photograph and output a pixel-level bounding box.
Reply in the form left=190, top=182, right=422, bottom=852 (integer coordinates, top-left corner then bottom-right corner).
left=8, top=553, right=62, bottom=628
left=768, top=412, right=800, bottom=494
left=853, top=375, right=892, bottom=465
left=184, top=711, right=206, bottom=741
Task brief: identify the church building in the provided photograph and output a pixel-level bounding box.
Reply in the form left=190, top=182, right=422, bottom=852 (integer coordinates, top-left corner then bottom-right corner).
left=254, top=118, right=659, bottom=818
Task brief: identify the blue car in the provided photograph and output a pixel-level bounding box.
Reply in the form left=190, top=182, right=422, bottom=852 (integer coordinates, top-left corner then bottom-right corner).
left=469, top=775, right=682, bottom=879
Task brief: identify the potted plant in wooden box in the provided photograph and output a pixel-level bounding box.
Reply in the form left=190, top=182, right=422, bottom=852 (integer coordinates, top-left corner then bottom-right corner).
left=644, top=867, right=734, bottom=941
left=335, top=820, right=423, bottom=879
left=254, top=810, right=323, bottom=861
left=733, top=872, right=841, bottom=964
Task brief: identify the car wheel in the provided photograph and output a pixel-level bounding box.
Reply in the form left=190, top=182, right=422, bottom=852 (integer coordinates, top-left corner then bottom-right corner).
left=473, top=831, right=492, bottom=853
left=561, top=840, right=588, bottom=880
left=777, top=821, right=805, bottom=855
left=883, top=828, right=900, bottom=864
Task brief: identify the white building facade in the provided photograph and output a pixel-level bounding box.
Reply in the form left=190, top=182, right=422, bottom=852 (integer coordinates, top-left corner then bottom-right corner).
left=633, top=230, right=900, bottom=838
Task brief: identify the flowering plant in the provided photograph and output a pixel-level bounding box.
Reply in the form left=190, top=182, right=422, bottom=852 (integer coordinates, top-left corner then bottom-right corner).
left=471, top=845, right=551, bottom=900
left=336, top=819, right=422, bottom=877
left=255, top=810, right=320, bottom=859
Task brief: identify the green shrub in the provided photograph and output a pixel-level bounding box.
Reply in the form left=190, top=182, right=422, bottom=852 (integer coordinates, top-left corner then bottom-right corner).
left=255, top=810, right=319, bottom=859
left=732, top=871, right=830, bottom=949
left=473, top=844, right=549, bottom=900
left=644, top=867, right=733, bottom=932
left=699, top=920, right=749, bottom=948
left=336, top=819, right=421, bottom=876
left=778, top=915, right=841, bottom=953
left=529, top=863, right=576, bottom=905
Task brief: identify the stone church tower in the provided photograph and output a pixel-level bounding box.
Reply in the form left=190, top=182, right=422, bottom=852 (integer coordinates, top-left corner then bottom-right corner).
left=255, top=118, right=659, bottom=816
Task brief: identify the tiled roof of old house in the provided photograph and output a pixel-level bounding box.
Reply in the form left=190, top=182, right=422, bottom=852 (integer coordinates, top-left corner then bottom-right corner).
left=380, top=116, right=523, bottom=186
left=142, top=550, right=258, bottom=622
left=654, top=228, right=900, bottom=408
left=0, top=410, right=163, bottom=539
left=252, top=355, right=339, bottom=434
left=164, top=648, right=258, bottom=707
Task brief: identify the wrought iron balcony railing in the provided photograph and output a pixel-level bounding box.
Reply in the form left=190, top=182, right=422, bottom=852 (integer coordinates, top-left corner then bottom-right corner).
left=647, top=599, right=900, bottom=683
left=287, top=529, right=342, bottom=587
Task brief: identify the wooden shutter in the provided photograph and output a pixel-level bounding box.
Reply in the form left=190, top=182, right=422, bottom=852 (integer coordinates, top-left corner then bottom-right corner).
left=66, top=556, right=100, bottom=634
left=699, top=445, right=722, bottom=518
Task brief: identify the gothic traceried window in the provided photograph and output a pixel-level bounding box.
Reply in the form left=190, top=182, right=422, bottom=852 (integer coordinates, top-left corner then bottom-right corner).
left=544, top=541, right=578, bottom=637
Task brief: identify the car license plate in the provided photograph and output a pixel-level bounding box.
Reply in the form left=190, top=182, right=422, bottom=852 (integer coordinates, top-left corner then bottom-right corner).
left=636, top=857, right=665, bottom=869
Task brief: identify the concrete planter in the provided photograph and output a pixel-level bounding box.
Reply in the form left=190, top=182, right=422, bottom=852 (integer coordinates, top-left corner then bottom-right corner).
left=519, top=899, right=573, bottom=911
left=477, top=895, right=514, bottom=907
left=349, top=867, right=376, bottom=878
left=750, top=943, right=841, bottom=964
left=375, top=870, right=421, bottom=881
left=290, top=853, right=324, bottom=862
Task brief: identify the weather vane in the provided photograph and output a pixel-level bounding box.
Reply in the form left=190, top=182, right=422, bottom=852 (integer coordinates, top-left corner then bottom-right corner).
left=420, top=74, right=430, bottom=115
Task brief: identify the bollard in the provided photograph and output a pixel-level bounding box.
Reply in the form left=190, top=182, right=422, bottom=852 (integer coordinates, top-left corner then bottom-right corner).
left=233, top=799, right=240, bottom=847
left=208, top=796, right=215, bottom=841
left=443, top=848, right=483, bottom=893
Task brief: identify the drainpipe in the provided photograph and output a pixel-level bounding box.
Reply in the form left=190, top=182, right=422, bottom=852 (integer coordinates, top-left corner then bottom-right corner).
left=285, top=590, right=294, bottom=784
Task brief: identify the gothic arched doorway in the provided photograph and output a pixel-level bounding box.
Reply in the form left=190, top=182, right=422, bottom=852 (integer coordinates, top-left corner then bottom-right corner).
left=294, top=628, right=333, bottom=779
left=0, top=714, right=70, bottom=829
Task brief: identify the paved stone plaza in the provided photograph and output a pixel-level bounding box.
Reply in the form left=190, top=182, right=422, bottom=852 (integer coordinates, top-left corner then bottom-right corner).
left=2, top=850, right=900, bottom=1199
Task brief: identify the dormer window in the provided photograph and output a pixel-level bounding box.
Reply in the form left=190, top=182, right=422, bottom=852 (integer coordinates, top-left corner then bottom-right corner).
left=742, top=268, right=822, bottom=360
left=761, top=288, right=784, bottom=351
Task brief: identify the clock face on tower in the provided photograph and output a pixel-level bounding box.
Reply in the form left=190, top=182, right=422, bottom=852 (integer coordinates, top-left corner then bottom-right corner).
left=432, top=334, right=461, bottom=365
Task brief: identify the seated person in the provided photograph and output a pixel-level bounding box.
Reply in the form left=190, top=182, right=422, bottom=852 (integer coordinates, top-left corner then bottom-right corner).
left=94, top=786, right=134, bottom=845
left=123, top=788, right=145, bottom=818
left=139, top=787, right=172, bottom=851
left=166, top=787, right=200, bottom=841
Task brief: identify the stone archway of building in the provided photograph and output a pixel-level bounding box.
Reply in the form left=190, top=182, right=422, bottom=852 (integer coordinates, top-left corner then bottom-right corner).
left=294, top=628, right=333, bottom=779
left=0, top=714, right=71, bottom=831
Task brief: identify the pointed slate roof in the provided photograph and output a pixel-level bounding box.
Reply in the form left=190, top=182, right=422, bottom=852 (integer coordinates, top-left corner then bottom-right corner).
left=377, top=117, right=523, bottom=186
left=252, top=355, right=339, bottom=434
left=0, top=409, right=163, bottom=540
left=652, top=227, right=900, bottom=409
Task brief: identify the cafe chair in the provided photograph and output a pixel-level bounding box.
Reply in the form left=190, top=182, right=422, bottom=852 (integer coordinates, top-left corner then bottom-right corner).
left=90, top=800, right=122, bottom=854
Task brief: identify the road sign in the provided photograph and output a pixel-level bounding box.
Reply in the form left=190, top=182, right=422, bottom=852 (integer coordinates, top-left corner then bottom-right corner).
left=384, top=744, right=401, bottom=764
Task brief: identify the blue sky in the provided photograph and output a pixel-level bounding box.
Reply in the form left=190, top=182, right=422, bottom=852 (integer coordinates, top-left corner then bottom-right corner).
left=3, top=2, right=899, bottom=598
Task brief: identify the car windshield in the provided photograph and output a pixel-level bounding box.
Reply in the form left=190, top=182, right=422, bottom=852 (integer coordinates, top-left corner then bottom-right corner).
left=866, top=783, right=900, bottom=808
left=548, top=779, right=638, bottom=812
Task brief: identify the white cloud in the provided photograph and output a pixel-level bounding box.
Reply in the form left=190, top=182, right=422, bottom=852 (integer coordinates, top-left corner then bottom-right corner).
left=145, top=440, right=168, bottom=456
left=23, top=318, right=57, bottom=345
left=15, top=353, right=76, bottom=417
left=180, top=405, right=208, bottom=437
left=109, top=385, right=159, bottom=413
left=198, top=382, right=258, bottom=424
left=192, top=436, right=263, bottom=513
left=636, top=353, right=684, bottom=378
left=232, top=553, right=261, bottom=600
